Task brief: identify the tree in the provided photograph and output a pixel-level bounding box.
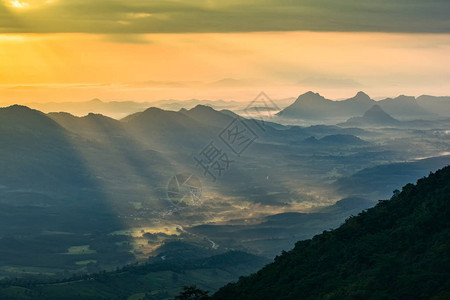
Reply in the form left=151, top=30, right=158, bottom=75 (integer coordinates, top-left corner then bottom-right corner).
left=173, top=285, right=210, bottom=300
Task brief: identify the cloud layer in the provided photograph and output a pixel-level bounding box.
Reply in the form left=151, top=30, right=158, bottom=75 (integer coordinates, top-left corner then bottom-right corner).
left=1, top=0, right=449, bottom=33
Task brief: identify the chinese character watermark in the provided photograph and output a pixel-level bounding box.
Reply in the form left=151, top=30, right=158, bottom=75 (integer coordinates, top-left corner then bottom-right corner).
left=243, top=91, right=281, bottom=131
left=193, top=92, right=278, bottom=182
left=194, top=141, right=233, bottom=182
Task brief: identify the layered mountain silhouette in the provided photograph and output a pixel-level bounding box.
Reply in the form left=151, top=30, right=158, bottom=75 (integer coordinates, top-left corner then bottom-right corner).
left=379, top=95, right=437, bottom=119
left=26, top=98, right=246, bottom=119
left=0, top=105, right=91, bottom=190
left=277, top=91, right=439, bottom=120
left=48, top=111, right=125, bottom=142
left=0, top=105, right=131, bottom=256
left=24, top=92, right=449, bottom=121
left=277, top=91, right=352, bottom=119
left=213, top=166, right=450, bottom=299
left=340, top=104, right=401, bottom=127
left=417, top=95, right=450, bottom=116
left=0, top=105, right=63, bottom=135
left=179, top=104, right=235, bottom=128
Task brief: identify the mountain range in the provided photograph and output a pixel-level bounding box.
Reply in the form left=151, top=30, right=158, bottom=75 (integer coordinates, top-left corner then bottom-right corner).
left=22, top=92, right=450, bottom=122
left=277, top=91, right=448, bottom=120
left=25, top=98, right=244, bottom=119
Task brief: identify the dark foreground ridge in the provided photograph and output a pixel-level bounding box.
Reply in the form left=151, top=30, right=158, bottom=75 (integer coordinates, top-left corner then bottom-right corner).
left=213, top=166, right=450, bottom=300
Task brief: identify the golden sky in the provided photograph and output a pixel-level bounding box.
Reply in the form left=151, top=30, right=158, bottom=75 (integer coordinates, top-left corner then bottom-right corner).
left=0, top=0, right=449, bottom=104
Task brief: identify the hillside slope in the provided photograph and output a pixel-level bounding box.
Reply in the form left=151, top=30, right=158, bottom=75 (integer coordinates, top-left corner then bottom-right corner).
left=214, top=166, right=450, bottom=300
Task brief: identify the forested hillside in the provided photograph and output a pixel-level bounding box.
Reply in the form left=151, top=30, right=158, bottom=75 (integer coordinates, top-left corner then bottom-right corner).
left=213, top=166, right=450, bottom=300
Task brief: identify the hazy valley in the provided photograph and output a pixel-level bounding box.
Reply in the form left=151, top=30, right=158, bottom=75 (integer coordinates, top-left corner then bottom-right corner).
left=0, top=91, right=449, bottom=298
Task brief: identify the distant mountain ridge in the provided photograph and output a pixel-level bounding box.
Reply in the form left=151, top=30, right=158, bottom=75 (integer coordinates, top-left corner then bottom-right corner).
left=277, top=91, right=442, bottom=120
left=25, top=98, right=246, bottom=119
left=19, top=91, right=450, bottom=121
left=417, top=95, right=450, bottom=116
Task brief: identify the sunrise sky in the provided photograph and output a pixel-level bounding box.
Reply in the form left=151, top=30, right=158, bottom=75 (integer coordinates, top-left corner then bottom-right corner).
left=0, top=0, right=449, bottom=105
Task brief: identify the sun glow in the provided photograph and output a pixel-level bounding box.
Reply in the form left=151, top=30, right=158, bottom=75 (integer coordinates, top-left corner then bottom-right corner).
left=9, top=0, right=30, bottom=8
left=6, top=0, right=55, bottom=9
left=0, top=32, right=449, bottom=105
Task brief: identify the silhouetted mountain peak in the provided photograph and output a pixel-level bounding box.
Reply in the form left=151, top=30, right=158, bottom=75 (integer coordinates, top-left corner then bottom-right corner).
left=120, top=106, right=169, bottom=123
left=295, top=91, right=326, bottom=103
left=277, top=92, right=334, bottom=118
left=48, top=111, right=74, bottom=117
left=86, top=112, right=102, bottom=118
left=364, top=104, right=385, bottom=116
left=141, top=107, right=167, bottom=116
left=278, top=91, right=376, bottom=119
left=179, top=104, right=234, bottom=128
left=83, top=113, right=119, bottom=125
left=340, top=104, right=400, bottom=127
left=89, top=98, right=103, bottom=104
left=1, top=105, right=49, bottom=120
left=2, top=104, right=35, bottom=113
left=352, top=91, right=372, bottom=102
left=0, top=105, right=64, bottom=133
left=361, top=105, right=399, bottom=124
left=189, top=104, right=215, bottom=113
